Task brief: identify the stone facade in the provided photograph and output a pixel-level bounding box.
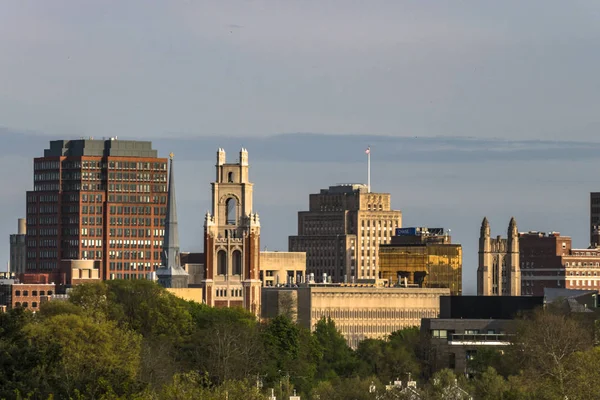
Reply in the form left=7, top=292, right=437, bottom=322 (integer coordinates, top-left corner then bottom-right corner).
left=260, top=251, right=306, bottom=286
left=289, top=184, right=402, bottom=283
left=9, top=218, right=27, bottom=275
left=477, top=217, right=520, bottom=296
left=202, top=148, right=261, bottom=316
left=262, top=285, right=449, bottom=348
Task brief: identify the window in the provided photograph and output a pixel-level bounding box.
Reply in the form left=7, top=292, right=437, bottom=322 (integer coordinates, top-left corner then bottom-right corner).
left=22, top=302, right=28, bottom=308
left=32, top=291, right=38, bottom=296
left=32, top=302, right=38, bottom=308
left=15, top=290, right=20, bottom=296
left=217, top=250, right=227, bottom=275
left=15, top=302, right=21, bottom=307
left=47, top=291, right=53, bottom=296
left=40, top=291, right=45, bottom=296
left=226, top=198, right=237, bottom=225
left=465, top=329, right=479, bottom=335
left=432, top=329, right=447, bottom=339
left=232, top=250, right=242, bottom=275
left=228, top=172, right=234, bottom=183
left=23, top=290, right=28, bottom=296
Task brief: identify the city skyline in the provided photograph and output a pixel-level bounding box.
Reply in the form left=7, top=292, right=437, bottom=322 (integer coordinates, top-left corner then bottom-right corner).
left=1, top=131, right=598, bottom=294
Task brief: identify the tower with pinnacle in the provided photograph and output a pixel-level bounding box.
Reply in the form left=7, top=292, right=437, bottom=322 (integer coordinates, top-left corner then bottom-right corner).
left=202, top=148, right=261, bottom=316
left=156, top=153, right=189, bottom=288
left=477, top=217, right=520, bottom=296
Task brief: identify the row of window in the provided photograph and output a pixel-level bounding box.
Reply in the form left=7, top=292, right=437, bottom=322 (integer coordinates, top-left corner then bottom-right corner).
left=108, top=172, right=166, bottom=182
left=109, top=228, right=164, bottom=237
left=215, top=289, right=243, bottom=297
left=14, top=290, right=53, bottom=296
left=108, top=161, right=166, bottom=171
left=109, top=206, right=165, bottom=215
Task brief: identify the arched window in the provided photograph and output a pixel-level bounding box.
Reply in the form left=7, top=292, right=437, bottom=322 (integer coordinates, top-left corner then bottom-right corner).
left=226, top=198, right=237, bottom=225
left=217, top=250, right=227, bottom=275
left=228, top=172, right=234, bottom=183
left=233, top=250, right=242, bottom=275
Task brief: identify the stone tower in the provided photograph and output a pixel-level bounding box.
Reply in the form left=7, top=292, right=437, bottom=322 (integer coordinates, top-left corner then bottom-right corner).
left=477, top=217, right=492, bottom=295
left=203, top=148, right=261, bottom=316
left=477, top=217, right=520, bottom=296
left=506, top=217, right=520, bottom=296
left=156, top=153, right=189, bottom=288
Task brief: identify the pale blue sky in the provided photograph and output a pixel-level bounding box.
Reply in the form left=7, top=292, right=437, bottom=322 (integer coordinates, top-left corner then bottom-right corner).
left=1, top=1, right=600, bottom=292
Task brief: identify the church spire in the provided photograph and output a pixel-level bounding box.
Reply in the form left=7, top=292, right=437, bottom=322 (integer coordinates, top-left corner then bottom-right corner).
left=163, top=152, right=179, bottom=264
left=156, top=153, right=188, bottom=288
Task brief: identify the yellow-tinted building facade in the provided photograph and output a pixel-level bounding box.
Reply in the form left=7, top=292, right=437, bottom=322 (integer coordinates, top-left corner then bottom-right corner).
left=379, top=229, right=462, bottom=295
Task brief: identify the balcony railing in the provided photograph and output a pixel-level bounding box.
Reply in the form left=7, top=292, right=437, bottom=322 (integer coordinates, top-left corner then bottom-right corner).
left=448, top=333, right=512, bottom=346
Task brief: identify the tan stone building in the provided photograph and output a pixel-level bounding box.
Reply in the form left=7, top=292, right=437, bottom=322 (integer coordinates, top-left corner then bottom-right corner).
left=477, top=217, right=521, bottom=296
left=260, top=251, right=306, bottom=287
left=262, top=284, right=449, bottom=348
left=9, top=218, right=27, bottom=275
left=202, top=148, right=261, bottom=316
left=289, top=184, right=402, bottom=283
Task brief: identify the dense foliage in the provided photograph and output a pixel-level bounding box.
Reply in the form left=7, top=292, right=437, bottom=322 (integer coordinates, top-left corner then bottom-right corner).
left=2, top=281, right=600, bottom=399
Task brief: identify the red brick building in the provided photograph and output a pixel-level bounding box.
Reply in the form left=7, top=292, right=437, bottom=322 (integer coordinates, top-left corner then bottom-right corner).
left=11, top=283, right=56, bottom=311
left=520, top=231, right=600, bottom=295
left=25, top=139, right=168, bottom=283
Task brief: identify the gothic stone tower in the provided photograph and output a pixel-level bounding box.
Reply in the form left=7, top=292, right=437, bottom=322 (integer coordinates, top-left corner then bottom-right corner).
left=202, top=148, right=261, bottom=316
left=477, top=217, right=520, bottom=296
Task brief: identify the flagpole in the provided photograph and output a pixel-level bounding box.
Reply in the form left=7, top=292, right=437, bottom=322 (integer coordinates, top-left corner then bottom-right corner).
left=367, top=146, right=371, bottom=193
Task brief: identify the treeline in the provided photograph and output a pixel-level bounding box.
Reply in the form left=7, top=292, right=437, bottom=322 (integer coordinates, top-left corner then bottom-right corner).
left=1, top=281, right=600, bottom=400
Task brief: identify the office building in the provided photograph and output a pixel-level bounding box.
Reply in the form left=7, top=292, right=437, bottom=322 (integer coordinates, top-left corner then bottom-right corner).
left=9, top=218, right=27, bottom=274
left=25, top=138, right=168, bottom=283
left=289, top=184, right=402, bottom=283
left=202, top=148, right=262, bottom=316
left=379, top=227, right=462, bottom=295
left=477, top=217, right=521, bottom=296
left=262, top=284, right=449, bottom=348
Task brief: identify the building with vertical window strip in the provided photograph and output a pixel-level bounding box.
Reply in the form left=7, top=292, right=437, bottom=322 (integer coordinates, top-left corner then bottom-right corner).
left=289, top=184, right=402, bottom=283
left=24, top=138, right=168, bottom=283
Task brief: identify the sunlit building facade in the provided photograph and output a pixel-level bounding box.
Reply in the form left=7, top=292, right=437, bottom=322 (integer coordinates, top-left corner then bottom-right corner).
left=379, top=227, right=462, bottom=295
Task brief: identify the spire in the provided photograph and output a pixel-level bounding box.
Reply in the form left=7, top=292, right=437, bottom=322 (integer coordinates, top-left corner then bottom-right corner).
left=480, top=217, right=490, bottom=236
left=163, top=153, right=179, bottom=261
left=156, top=153, right=188, bottom=288
left=508, top=216, right=518, bottom=236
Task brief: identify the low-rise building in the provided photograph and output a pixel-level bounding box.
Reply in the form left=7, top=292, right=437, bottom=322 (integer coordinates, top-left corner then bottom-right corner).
left=260, top=251, right=306, bottom=286
left=263, top=284, right=449, bottom=348
left=11, top=283, right=56, bottom=312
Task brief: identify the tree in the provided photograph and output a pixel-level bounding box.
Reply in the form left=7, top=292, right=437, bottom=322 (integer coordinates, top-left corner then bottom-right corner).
left=183, top=306, right=266, bottom=384
left=310, top=376, right=381, bottom=400
left=472, top=367, right=509, bottom=400
left=156, top=371, right=267, bottom=400
left=563, top=347, right=600, bottom=400
left=105, top=280, right=193, bottom=339
left=510, top=309, right=593, bottom=398
left=313, top=317, right=357, bottom=380
left=24, top=313, right=142, bottom=399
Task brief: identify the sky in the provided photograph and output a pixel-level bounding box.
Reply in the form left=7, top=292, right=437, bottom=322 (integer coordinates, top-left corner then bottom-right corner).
left=1, top=1, right=600, bottom=293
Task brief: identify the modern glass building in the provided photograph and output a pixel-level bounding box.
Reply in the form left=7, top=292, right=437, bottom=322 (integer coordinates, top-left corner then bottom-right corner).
left=378, top=227, right=462, bottom=295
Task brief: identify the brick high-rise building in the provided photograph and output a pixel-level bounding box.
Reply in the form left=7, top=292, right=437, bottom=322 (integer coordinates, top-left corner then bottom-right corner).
left=25, top=138, right=168, bottom=283
left=289, top=184, right=402, bottom=283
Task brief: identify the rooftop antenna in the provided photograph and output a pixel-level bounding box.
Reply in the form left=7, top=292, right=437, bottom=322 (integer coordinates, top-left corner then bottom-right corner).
left=366, top=146, right=371, bottom=193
